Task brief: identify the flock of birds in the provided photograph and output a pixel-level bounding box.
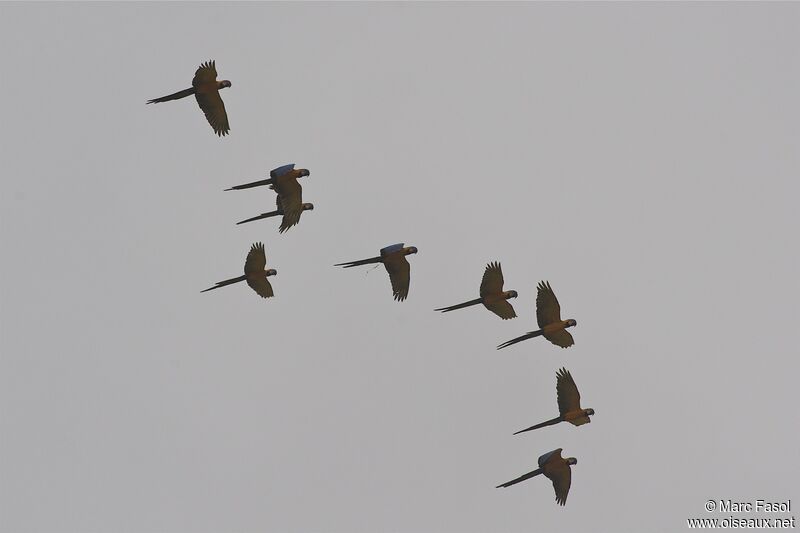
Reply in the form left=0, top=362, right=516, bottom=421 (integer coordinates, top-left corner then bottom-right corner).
left=147, top=60, right=595, bottom=507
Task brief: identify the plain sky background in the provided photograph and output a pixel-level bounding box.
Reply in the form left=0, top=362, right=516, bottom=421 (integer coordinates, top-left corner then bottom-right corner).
left=1, top=3, right=798, bottom=532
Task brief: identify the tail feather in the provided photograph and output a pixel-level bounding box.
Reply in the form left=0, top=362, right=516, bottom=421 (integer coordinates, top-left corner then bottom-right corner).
left=334, top=256, right=382, bottom=268
left=434, top=298, right=483, bottom=313
left=201, top=275, right=246, bottom=293
left=224, top=178, right=274, bottom=191
left=497, top=329, right=543, bottom=350
left=513, top=416, right=562, bottom=435
left=236, top=210, right=282, bottom=225
left=147, top=87, right=196, bottom=104
left=496, top=468, right=544, bottom=488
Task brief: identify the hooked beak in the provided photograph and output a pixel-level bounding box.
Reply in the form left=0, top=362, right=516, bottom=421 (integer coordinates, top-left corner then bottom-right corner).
left=267, top=269, right=277, bottom=276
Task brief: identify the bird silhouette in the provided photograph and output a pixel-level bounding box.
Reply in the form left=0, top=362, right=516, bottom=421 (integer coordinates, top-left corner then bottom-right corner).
left=226, top=164, right=314, bottom=233
left=497, top=281, right=576, bottom=349
left=335, top=243, right=418, bottom=301
left=435, top=261, right=517, bottom=319
left=496, top=448, right=577, bottom=506
left=201, top=242, right=276, bottom=298
left=514, top=368, right=594, bottom=434
left=147, top=60, right=231, bottom=136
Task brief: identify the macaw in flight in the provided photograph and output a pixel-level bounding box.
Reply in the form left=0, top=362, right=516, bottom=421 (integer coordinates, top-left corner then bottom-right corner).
left=147, top=60, right=231, bottom=136
left=335, top=243, right=418, bottom=301
left=498, top=281, right=576, bottom=350
left=514, top=368, right=594, bottom=435
left=201, top=242, right=276, bottom=298
left=496, top=448, right=577, bottom=506
left=435, top=261, right=518, bottom=320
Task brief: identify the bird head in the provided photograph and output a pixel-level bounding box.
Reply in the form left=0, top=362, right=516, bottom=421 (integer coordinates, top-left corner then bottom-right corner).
left=266, top=269, right=277, bottom=277
left=566, top=319, right=577, bottom=328
left=302, top=203, right=314, bottom=211
left=506, top=290, right=518, bottom=299
left=405, top=246, right=418, bottom=255
left=567, top=457, right=578, bottom=466
left=220, top=80, right=232, bottom=89
left=298, top=169, right=310, bottom=178
left=585, top=408, right=595, bottom=416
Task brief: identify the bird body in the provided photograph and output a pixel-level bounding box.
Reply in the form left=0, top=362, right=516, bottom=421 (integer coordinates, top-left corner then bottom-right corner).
left=514, top=368, right=595, bottom=434
left=224, top=164, right=310, bottom=191
left=236, top=195, right=314, bottom=233
left=335, top=243, right=418, bottom=301
left=496, top=448, right=577, bottom=506
left=497, top=281, right=576, bottom=349
left=147, top=60, right=231, bottom=136
left=201, top=242, right=276, bottom=298
left=435, top=262, right=517, bottom=319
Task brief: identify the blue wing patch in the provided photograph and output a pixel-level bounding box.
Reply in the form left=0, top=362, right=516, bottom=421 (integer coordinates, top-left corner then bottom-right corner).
left=380, top=243, right=405, bottom=255
left=538, top=448, right=562, bottom=468
left=270, top=164, right=295, bottom=178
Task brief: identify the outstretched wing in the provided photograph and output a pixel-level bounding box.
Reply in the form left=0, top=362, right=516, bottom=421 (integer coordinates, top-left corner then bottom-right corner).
left=277, top=180, right=303, bottom=233
left=484, top=300, right=517, bottom=320
left=480, top=262, right=504, bottom=297
left=544, top=329, right=574, bottom=348
left=270, top=164, right=295, bottom=179
left=384, top=254, right=411, bottom=301
left=550, top=461, right=572, bottom=506
left=244, top=242, right=266, bottom=275
left=556, top=367, right=581, bottom=415
left=536, top=281, right=562, bottom=328
left=192, top=60, right=218, bottom=86
left=195, top=91, right=230, bottom=136
left=279, top=211, right=303, bottom=233
left=380, top=243, right=405, bottom=255
left=538, top=448, right=563, bottom=469
left=247, top=277, right=274, bottom=299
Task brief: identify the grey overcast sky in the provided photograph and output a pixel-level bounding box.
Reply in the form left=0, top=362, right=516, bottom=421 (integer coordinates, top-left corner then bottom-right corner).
left=1, top=2, right=798, bottom=532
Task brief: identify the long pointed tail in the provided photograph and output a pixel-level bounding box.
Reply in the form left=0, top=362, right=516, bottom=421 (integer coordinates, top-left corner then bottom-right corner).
left=201, top=275, right=246, bottom=293
left=513, top=416, right=562, bottom=435
left=496, top=468, right=544, bottom=488
left=497, top=329, right=543, bottom=350
left=434, top=297, right=483, bottom=313
left=236, top=210, right=282, bottom=225
left=224, top=178, right=274, bottom=191
left=334, top=256, right=382, bottom=268
left=147, top=87, right=196, bottom=104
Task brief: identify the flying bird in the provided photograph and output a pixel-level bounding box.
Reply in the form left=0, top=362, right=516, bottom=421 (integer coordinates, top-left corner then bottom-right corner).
left=335, top=243, right=418, bottom=301
left=434, top=261, right=518, bottom=319
left=496, top=448, right=577, bottom=506
left=497, top=281, right=576, bottom=349
left=201, top=242, right=276, bottom=298
left=147, top=60, right=231, bottom=136
left=226, top=164, right=314, bottom=233
left=225, top=164, right=310, bottom=192
left=514, top=368, right=594, bottom=435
